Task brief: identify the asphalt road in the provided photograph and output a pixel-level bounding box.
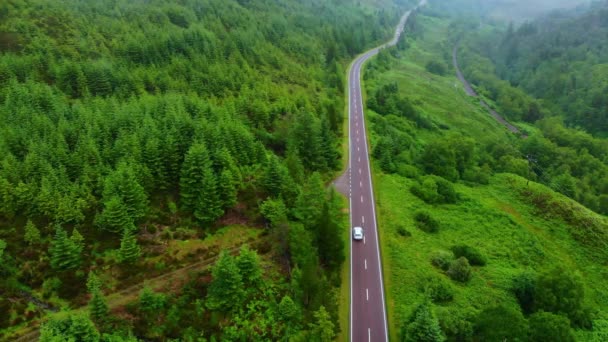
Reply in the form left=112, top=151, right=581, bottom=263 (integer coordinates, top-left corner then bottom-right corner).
left=347, top=3, right=424, bottom=341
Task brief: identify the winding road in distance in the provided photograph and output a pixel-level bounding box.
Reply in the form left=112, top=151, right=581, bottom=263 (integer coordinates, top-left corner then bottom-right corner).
left=347, top=1, right=425, bottom=341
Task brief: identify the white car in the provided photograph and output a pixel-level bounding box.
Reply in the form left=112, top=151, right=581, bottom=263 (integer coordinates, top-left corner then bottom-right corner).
left=353, top=226, right=364, bottom=240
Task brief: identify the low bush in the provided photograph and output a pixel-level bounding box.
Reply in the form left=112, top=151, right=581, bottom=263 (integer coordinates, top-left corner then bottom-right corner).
left=431, top=250, right=453, bottom=271
left=423, top=276, right=454, bottom=303
left=414, top=211, right=440, bottom=233
left=426, top=60, right=447, bottom=76
left=447, top=257, right=472, bottom=283
left=397, top=225, right=412, bottom=237
left=411, top=176, right=459, bottom=204
left=451, top=245, right=486, bottom=266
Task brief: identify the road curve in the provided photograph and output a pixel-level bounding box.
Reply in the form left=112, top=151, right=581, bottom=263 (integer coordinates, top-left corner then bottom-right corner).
left=347, top=2, right=425, bottom=341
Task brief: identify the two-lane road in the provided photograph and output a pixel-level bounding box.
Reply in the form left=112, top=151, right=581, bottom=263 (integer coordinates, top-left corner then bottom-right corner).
left=348, top=3, right=424, bottom=341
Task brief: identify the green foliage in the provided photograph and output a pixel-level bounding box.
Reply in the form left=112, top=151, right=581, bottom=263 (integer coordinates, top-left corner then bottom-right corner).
left=422, top=276, right=454, bottom=303
left=446, top=257, right=472, bottom=283
left=206, top=251, right=244, bottom=313
left=315, top=189, right=345, bottom=272
left=236, top=246, right=262, bottom=287
left=425, top=61, right=447, bottom=76
left=528, top=311, right=575, bottom=342
left=118, top=227, right=141, bottom=264
left=450, top=245, right=486, bottom=266
left=179, top=143, right=223, bottom=225
left=401, top=300, right=445, bottom=342
left=89, top=288, right=109, bottom=326
left=512, top=271, right=537, bottom=315
left=40, top=313, right=100, bottom=342
left=278, top=295, right=300, bottom=325
left=414, top=210, right=440, bottom=233
left=430, top=250, right=454, bottom=271
left=411, top=176, right=458, bottom=204
left=534, top=266, right=591, bottom=328
left=50, top=226, right=84, bottom=271
left=23, top=219, right=41, bottom=245
left=308, top=305, right=335, bottom=342
left=96, top=197, right=132, bottom=234
left=473, top=305, right=528, bottom=342
left=138, top=286, right=166, bottom=314
left=102, top=163, right=148, bottom=223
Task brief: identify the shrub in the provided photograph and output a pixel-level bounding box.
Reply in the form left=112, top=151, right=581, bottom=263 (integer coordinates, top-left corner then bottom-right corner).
left=529, top=311, right=575, bottom=342
left=414, top=211, right=440, bottom=233
left=423, top=276, right=454, bottom=303
left=511, top=271, right=536, bottom=314
left=425, top=60, right=447, bottom=76
left=450, top=245, right=486, bottom=266
left=431, top=250, right=453, bottom=271
left=474, top=305, right=528, bottom=341
left=411, top=176, right=459, bottom=204
left=447, top=257, right=472, bottom=283
left=397, top=225, right=412, bottom=237
left=534, top=266, right=592, bottom=328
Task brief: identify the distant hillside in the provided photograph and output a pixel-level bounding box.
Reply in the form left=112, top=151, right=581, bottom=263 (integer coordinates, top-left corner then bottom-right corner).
left=486, top=1, right=608, bottom=135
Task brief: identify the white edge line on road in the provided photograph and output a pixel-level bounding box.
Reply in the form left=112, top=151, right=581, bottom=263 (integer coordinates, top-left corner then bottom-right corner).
left=348, top=57, right=354, bottom=342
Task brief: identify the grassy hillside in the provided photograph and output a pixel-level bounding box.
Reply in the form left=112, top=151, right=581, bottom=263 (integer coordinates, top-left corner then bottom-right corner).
left=362, top=11, right=608, bottom=341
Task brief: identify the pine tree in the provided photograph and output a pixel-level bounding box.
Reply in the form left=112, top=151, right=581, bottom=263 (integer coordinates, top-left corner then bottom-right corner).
left=206, top=251, right=244, bottom=312
left=179, top=143, right=223, bottom=225
left=260, top=154, right=286, bottom=198
left=102, top=163, right=148, bottom=222
left=218, top=169, right=237, bottom=210
left=294, top=172, right=325, bottom=231
left=309, top=305, right=335, bottom=342
left=316, top=189, right=345, bottom=272
left=50, top=226, right=82, bottom=270
left=89, top=291, right=108, bottom=324
left=236, top=246, right=262, bottom=287
left=0, top=177, right=16, bottom=219
left=24, top=219, right=41, bottom=245
left=97, top=196, right=132, bottom=233
left=403, top=300, right=445, bottom=342
left=319, top=115, right=339, bottom=170
left=278, top=295, right=300, bottom=324
left=118, top=226, right=141, bottom=264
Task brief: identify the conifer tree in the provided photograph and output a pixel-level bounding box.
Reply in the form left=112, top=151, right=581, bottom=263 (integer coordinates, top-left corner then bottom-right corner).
left=218, top=169, right=237, bottom=210
left=294, top=172, right=325, bottom=230
left=0, top=177, right=16, bottom=219
left=206, top=251, right=244, bottom=312
left=50, top=226, right=83, bottom=270
left=179, top=143, right=223, bottom=225
left=97, top=196, right=132, bottom=233
left=316, top=189, right=345, bottom=272
left=24, top=219, right=41, bottom=245
left=261, top=155, right=287, bottom=198
left=102, top=163, right=148, bottom=222
left=236, top=246, right=262, bottom=287
left=118, top=226, right=141, bottom=264
left=87, top=272, right=108, bottom=326
left=403, top=300, right=445, bottom=342
left=309, top=305, right=335, bottom=342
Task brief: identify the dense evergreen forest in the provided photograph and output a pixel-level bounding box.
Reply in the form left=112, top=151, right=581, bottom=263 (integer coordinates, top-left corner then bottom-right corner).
left=360, top=1, right=607, bottom=340
left=0, top=0, right=414, bottom=340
